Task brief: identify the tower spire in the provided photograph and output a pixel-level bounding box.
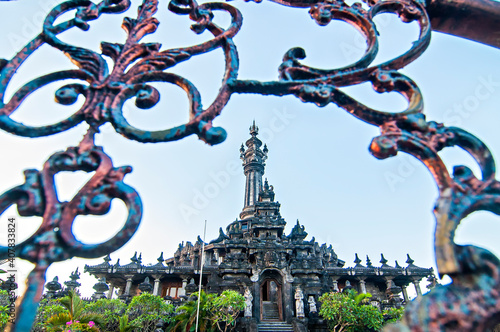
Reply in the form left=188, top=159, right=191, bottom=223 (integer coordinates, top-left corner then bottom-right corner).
left=240, top=122, right=268, bottom=219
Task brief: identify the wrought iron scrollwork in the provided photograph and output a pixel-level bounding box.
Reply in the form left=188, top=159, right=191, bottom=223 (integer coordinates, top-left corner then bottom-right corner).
left=0, top=0, right=241, bottom=145
left=0, top=130, right=141, bottom=329
left=0, top=0, right=499, bottom=330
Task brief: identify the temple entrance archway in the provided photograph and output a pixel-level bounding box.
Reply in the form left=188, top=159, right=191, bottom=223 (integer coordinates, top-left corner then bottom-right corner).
left=260, top=272, right=283, bottom=321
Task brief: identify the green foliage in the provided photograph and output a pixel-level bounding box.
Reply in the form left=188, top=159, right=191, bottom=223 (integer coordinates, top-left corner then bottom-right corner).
left=47, top=319, right=100, bottom=332
left=205, top=290, right=245, bottom=332
left=126, top=292, right=175, bottom=332
left=168, top=291, right=216, bottom=332
left=319, top=290, right=406, bottom=332
left=352, top=292, right=372, bottom=305
left=0, top=289, right=8, bottom=306
left=33, top=298, right=67, bottom=332
left=66, top=321, right=100, bottom=332
left=319, top=290, right=383, bottom=332
left=0, top=302, right=9, bottom=332
left=0, top=289, right=9, bottom=330
left=0, top=267, right=7, bottom=287
left=35, top=292, right=175, bottom=332
left=44, top=291, right=105, bottom=331
left=85, top=298, right=127, bottom=331
left=382, top=307, right=404, bottom=325
left=118, top=314, right=141, bottom=332
left=0, top=283, right=11, bottom=330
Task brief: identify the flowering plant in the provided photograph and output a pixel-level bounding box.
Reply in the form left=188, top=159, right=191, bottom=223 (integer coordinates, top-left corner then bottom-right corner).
left=63, top=320, right=100, bottom=332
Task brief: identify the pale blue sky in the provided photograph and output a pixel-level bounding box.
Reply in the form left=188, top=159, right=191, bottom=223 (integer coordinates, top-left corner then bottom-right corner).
left=0, top=0, right=499, bottom=298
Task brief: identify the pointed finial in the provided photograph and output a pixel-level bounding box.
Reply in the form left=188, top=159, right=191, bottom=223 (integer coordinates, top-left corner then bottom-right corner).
left=366, top=255, right=373, bottom=267
left=249, top=120, right=258, bottom=136
left=395, top=260, right=402, bottom=268
left=70, top=268, right=80, bottom=280
left=114, top=258, right=120, bottom=267
left=406, top=254, right=415, bottom=265
left=157, top=252, right=164, bottom=263
left=103, top=254, right=111, bottom=263
left=354, top=253, right=362, bottom=266
left=263, top=144, right=268, bottom=154
left=264, top=178, right=269, bottom=190
left=138, top=253, right=142, bottom=264
left=131, top=252, right=138, bottom=262
left=380, top=254, right=388, bottom=266
left=240, top=143, right=245, bottom=154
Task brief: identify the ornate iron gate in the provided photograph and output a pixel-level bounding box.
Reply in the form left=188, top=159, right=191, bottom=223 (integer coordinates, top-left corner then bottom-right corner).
left=0, top=0, right=499, bottom=330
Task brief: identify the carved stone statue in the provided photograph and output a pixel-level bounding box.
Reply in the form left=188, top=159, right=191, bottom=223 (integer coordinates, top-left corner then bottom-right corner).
left=244, top=287, right=253, bottom=317
left=295, top=288, right=305, bottom=318
left=308, top=295, right=317, bottom=313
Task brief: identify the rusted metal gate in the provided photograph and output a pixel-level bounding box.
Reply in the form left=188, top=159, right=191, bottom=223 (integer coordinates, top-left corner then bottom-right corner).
left=0, top=0, right=499, bottom=330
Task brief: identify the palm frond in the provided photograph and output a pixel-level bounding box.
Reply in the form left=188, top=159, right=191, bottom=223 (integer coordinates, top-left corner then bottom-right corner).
left=46, top=312, right=71, bottom=331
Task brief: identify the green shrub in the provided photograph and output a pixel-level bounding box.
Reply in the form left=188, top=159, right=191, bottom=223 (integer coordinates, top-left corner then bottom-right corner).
left=382, top=306, right=405, bottom=325
left=126, top=293, right=175, bottom=331
left=206, top=290, right=245, bottom=332
left=319, top=290, right=383, bottom=332
left=168, top=291, right=216, bottom=332
left=85, top=298, right=127, bottom=331
left=319, top=290, right=406, bottom=332
left=32, top=298, right=67, bottom=332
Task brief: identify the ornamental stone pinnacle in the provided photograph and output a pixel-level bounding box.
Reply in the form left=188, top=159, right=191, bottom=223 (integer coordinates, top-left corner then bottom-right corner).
left=240, top=121, right=268, bottom=219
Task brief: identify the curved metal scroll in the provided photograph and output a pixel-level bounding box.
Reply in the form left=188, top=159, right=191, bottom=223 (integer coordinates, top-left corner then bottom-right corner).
left=0, top=131, right=141, bottom=330
left=0, top=0, right=499, bottom=330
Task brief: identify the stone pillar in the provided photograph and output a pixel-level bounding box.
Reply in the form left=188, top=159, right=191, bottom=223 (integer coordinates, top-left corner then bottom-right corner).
left=107, top=284, right=115, bottom=299
left=413, top=279, right=422, bottom=297
left=153, top=277, right=161, bottom=296
left=124, top=276, right=133, bottom=296
left=402, top=286, right=409, bottom=303
left=359, top=278, right=367, bottom=294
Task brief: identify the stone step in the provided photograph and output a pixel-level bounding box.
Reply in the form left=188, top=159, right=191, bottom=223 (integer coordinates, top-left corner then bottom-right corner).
left=262, top=301, right=280, bottom=319
left=258, top=322, right=294, bottom=332
left=262, top=314, right=280, bottom=319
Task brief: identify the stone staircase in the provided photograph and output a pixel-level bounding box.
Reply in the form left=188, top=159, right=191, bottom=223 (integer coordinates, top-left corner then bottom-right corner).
left=262, top=301, right=280, bottom=320
left=258, top=321, right=294, bottom=332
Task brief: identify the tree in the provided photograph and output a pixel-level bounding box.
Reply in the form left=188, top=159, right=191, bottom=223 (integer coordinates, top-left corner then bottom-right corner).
left=319, top=290, right=384, bottom=332
left=45, top=290, right=104, bottom=331
left=125, top=292, right=175, bottom=331
left=168, top=291, right=216, bottom=332
left=206, top=290, right=245, bottom=332
left=84, top=298, right=127, bottom=332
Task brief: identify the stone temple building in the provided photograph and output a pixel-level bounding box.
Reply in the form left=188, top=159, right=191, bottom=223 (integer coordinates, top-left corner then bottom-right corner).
left=85, top=122, right=434, bottom=331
